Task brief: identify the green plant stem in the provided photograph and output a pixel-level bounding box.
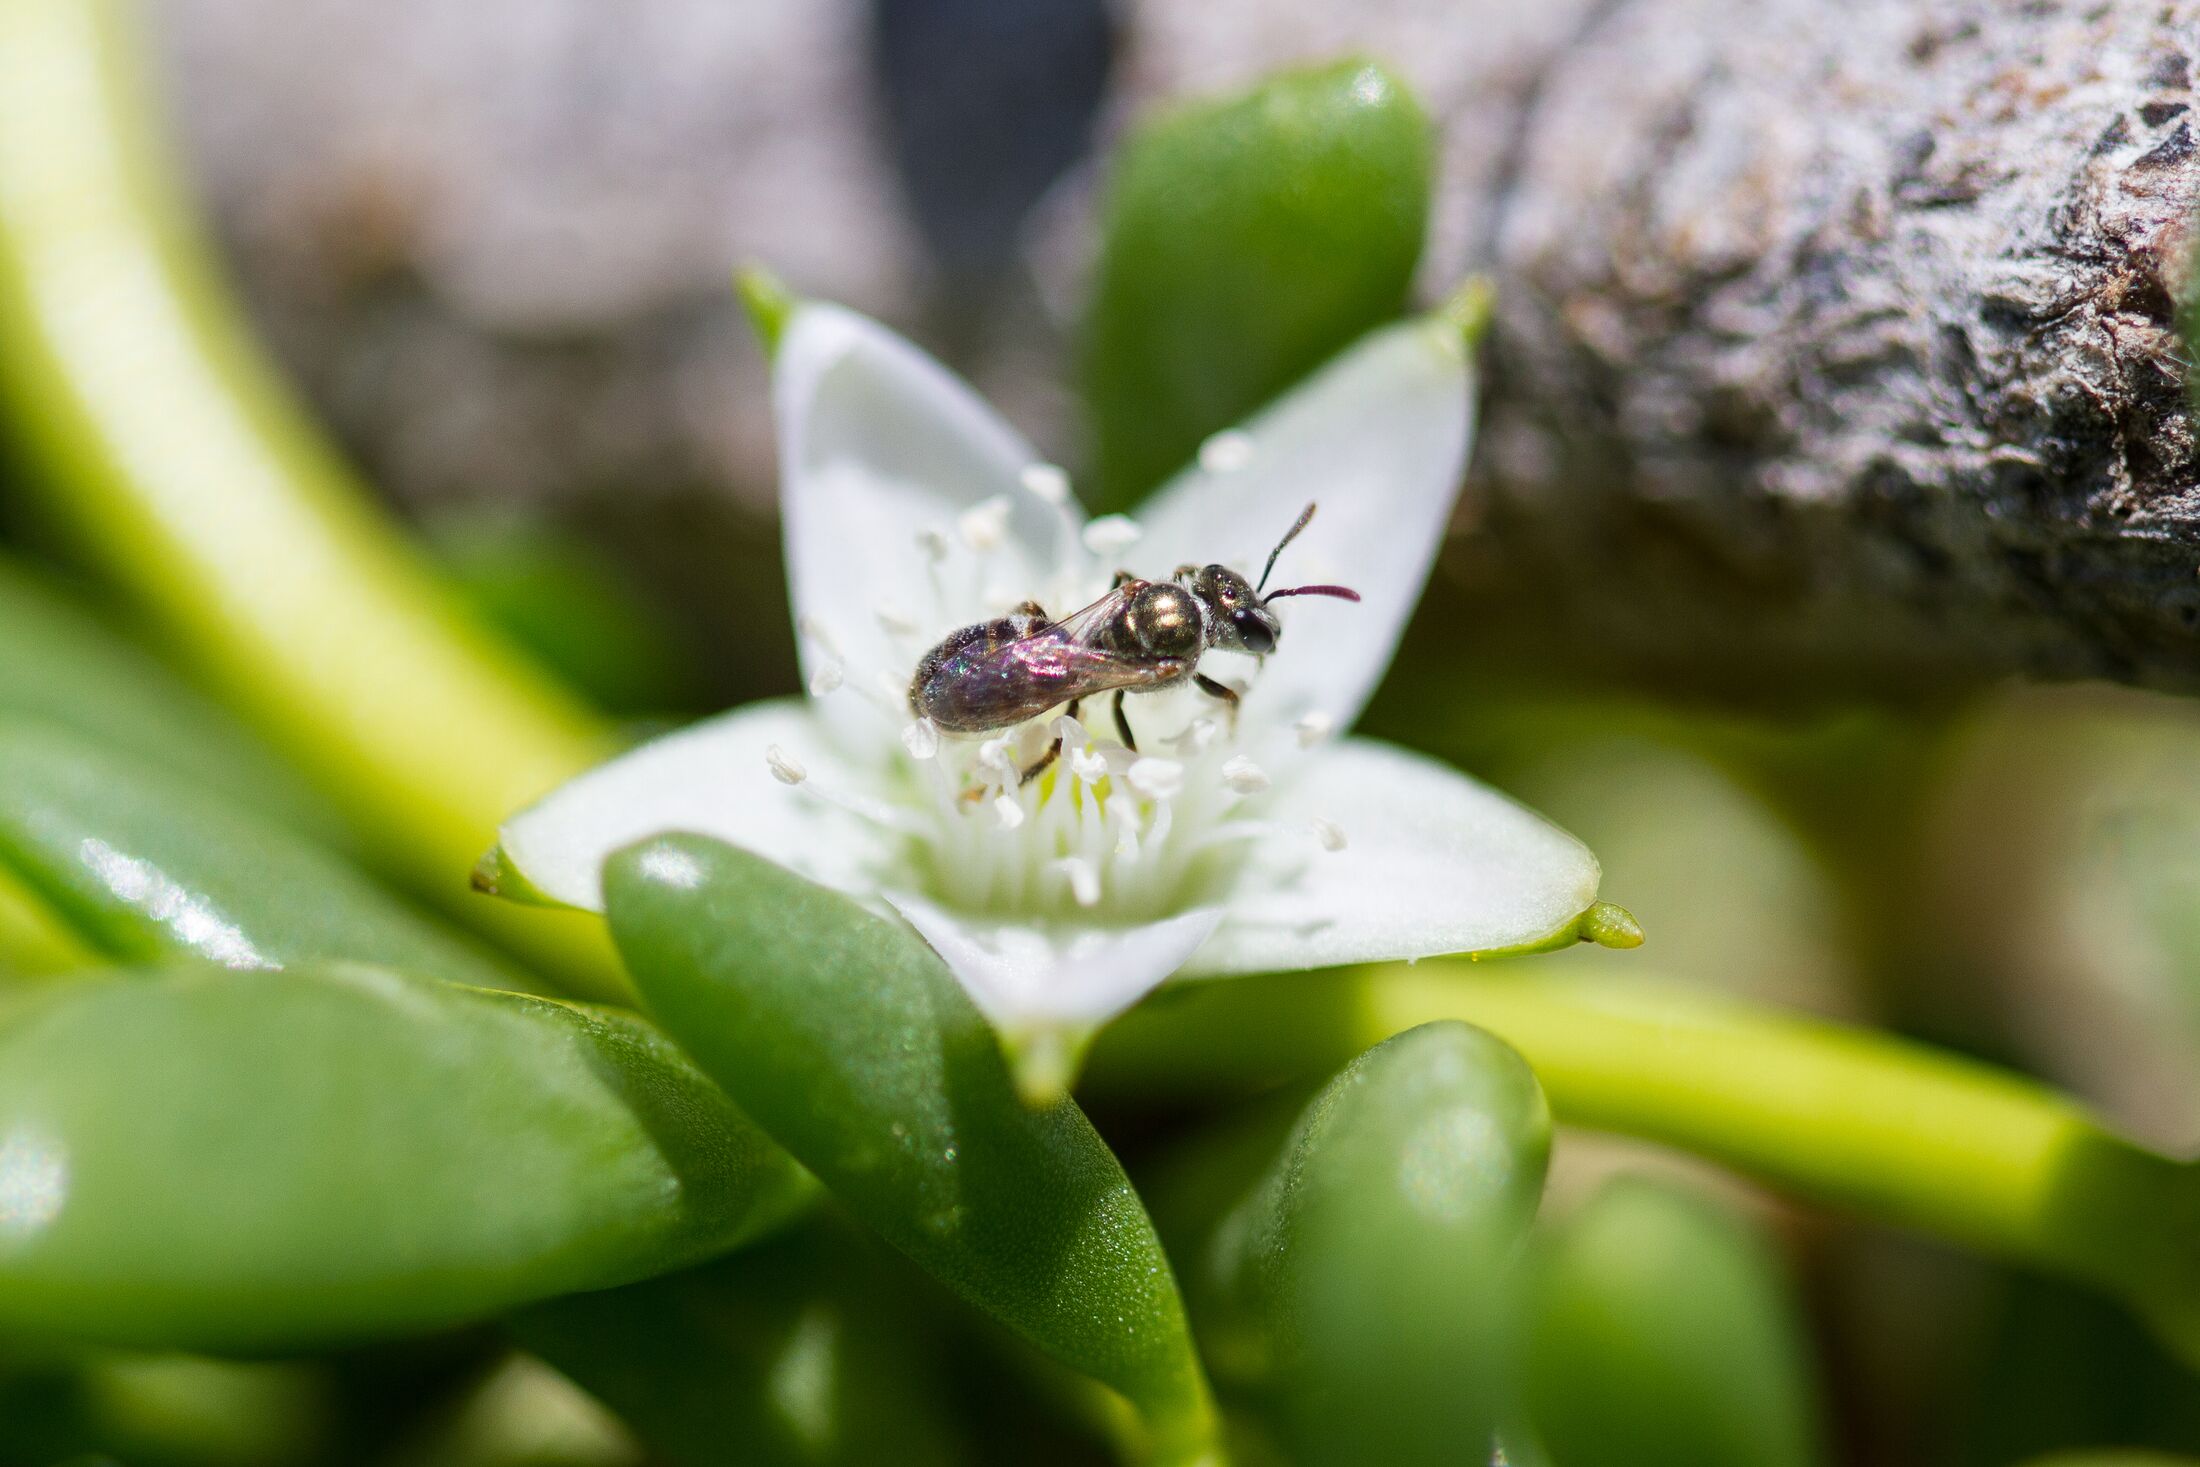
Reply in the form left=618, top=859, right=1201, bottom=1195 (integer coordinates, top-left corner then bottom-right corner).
left=1093, top=965, right=2200, bottom=1367
left=0, top=0, right=626, bottom=997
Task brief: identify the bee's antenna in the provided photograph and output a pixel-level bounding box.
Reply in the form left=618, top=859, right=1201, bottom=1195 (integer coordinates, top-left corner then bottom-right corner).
left=1258, top=502, right=1319, bottom=594
left=1264, top=583, right=1362, bottom=603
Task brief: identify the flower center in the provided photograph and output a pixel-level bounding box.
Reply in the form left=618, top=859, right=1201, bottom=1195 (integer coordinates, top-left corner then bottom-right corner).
left=777, top=470, right=1344, bottom=929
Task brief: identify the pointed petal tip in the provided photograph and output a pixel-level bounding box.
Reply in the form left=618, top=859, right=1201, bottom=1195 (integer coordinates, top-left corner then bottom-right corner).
left=1583, top=901, right=1645, bottom=950
left=469, top=842, right=575, bottom=911
left=735, top=263, right=796, bottom=359
left=1436, top=275, right=1495, bottom=356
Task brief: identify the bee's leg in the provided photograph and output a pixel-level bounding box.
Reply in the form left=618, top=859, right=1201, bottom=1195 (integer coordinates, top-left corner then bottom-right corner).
left=1113, top=689, right=1137, bottom=751
left=1111, top=569, right=1137, bottom=589
left=1194, top=673, right=1242, bottom=734
left=1018, top=742, right=1060, bottom=786
left=1012, top=599, right=1047, bottom=619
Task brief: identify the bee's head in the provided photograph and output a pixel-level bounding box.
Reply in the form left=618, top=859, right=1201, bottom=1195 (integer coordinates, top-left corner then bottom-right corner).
left=1190, top=564, right=1281, bottom=655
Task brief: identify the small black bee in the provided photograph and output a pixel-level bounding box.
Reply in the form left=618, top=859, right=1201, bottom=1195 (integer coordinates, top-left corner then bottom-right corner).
left=908, top=502, right=1359, bottom=782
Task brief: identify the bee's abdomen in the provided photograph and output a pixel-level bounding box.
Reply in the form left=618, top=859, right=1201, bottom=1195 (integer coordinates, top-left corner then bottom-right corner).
left=909, top=614, right=1051, bottom=734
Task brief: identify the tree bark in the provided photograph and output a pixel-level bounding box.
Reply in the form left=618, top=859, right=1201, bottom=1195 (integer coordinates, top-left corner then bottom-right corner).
left=158, top=0, right=2200, bottom=701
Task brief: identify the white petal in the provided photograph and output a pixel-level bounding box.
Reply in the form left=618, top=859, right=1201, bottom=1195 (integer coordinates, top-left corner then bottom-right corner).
left=494, top=699, right=898, bottom=912
left=774, top=304, right=1080, bottom=703
left=1135, top=317, right=1474, bottom=733
left=1186, top=738, right=1599, bottom=977
left=886, top=893, right=1224, bottom=1030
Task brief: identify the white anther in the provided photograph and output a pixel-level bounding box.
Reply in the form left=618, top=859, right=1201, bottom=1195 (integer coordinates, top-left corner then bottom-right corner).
left=796, top=615, right=843, bottom=659
left=1295, top=710, right=1336, bottom=748
left=1312, top=817, right=1348, bottom=852
left=959, top=495, right=1013, bottom=553
left=1168, top=717, right=1219, bottom=754
left=1057, top=856, right=1101, bottom=908
left=765, top=745, right=807, bottom=786
left=1052, top=713, right=1089, bottom=746
left=807, top=659, right=845, bottom=697
left=993, top=794, right=1026, bottom=830
left=1198, top=429, right=1255, bottom=474
left=1220, top=755, right=1271, bottom=794
left=1127, top=757, right=1185, bottom=800
left=1070, top=746, right=1110, bottom=783
left=914, top=527, right=951, bottom=563
left=1019, top=462, right=1071, bottom=505
left=900, top=719, right=940, bottom=760
left=1082, top=515, right=1143, bottom=557
left=875, top=601, right=919, bottom=636
left=977, top=737, right=1017, bottom=778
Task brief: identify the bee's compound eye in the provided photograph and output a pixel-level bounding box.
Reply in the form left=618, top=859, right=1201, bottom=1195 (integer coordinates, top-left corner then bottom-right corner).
left=1234, top=609, right=1276, bottom=654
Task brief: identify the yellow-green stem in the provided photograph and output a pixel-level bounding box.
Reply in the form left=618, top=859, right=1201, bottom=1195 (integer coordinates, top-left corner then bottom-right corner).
left=0, top=0, right=626, bottom=996
left=1093, top=965, right=2200, bottom=1368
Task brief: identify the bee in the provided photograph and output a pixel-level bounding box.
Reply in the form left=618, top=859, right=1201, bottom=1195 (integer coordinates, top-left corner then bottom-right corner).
left=909, top=501, right=1360, bottom=782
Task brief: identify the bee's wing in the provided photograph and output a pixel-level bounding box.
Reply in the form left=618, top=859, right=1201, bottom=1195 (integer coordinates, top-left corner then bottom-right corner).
left=996, top=587, right=1191, bottom=709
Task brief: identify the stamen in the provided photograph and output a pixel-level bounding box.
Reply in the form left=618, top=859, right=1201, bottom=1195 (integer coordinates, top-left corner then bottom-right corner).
left=1127, top=757, right=1184, bottom=800
left=1069, top=746, right=1110, bottom=784
left=913, top=527, right=951, bottom=563
left=993, top=795, right=1026, bottom=830
left=900, top=719, right=941, bottom=760
left=1019, top=463, right=1071, bottom=505
left=1197, top=429, right=1255, bottom=474
left=1167, top=718, right=1218, bottom=755
left=875, top=601, right=919, bottom=637
left=765, top=745, right=807, bottom=786
left=1312, top=817, right=1348, bottom=852
left=1220, top=755, right=1270, bottom=794
left=1056, top=856, right=1101, bottom=908
left=807, top=660, right=845, bottom=697
left=1295, top=710, right=1335, bottom=748
left=1082, top=515, right=1142, bottom=558
left=977, top=736, right=1015, bottom=774
left=959, top=495, right=1013, bottom=553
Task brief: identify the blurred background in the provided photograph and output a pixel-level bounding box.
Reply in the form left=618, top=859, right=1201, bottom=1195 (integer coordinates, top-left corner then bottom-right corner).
left=6, top=1, right=2200, bottom=1465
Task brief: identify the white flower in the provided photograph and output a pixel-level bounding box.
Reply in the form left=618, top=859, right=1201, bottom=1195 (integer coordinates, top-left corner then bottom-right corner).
left=484, top=299, right=1608, bottom=1088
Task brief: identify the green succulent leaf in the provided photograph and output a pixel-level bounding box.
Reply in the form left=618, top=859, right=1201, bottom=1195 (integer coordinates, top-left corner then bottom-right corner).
left=1523, top=1175, right=1825, bottom=1467
left=0, top=719, right=529, bottom=991
left=601, top=834, right=1221, bottom=1466
left=1081, top=58, right=1433, bottom=510
left=0, top=961, right=813, bottom=1350
left=510, top=1222, right=965, bottom=1467
left=1204, top=1021, right=1550, bottom=1466
left=0, top=554, right=332, bottom=839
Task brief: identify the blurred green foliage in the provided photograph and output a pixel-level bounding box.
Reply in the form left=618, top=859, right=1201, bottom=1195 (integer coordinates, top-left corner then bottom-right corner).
left=1081, top=59, right=1431, bottom=510
left=1522, top=1176, right=1824, bottom=1467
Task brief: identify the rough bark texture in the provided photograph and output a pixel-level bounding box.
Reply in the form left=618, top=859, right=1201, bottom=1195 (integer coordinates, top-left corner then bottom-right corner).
left=152, top=0, right=2200, bottom=701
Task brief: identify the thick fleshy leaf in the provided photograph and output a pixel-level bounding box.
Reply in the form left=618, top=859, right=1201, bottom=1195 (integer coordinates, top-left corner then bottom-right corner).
left=0, top=555, right=333, bottom=840
left=603, top=835, right=1222, bottom=1466
left=1081, top=60, right=1433, bottom=511
left=489, top=699, right=892, bottom=913
left=1523, top=1176, right=1825, bottom=1467
left=0, top=720, right=529, bottom=990
left=776, top=303, right=1075, bottom=710
left=1187, top=738, right=1599, bottom=978
left=510, top=1223, right=966, bottom=1467
left=1133, top=315, right=1473, bottom=733
left=1204, top=1022, right=1550, bottom=1466
left=0, top=962, right=813, bottom=1350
